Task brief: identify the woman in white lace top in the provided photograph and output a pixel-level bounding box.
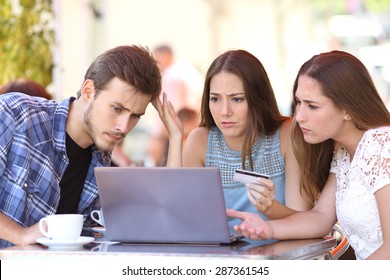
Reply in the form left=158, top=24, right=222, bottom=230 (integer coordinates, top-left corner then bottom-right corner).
left=227, top=50, right=390, bottom=260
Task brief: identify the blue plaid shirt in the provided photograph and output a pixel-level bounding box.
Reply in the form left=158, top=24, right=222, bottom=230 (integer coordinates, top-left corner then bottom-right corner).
left=0, top=93, right=111, bottom=247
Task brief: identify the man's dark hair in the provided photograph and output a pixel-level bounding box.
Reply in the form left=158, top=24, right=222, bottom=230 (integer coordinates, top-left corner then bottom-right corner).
left=77, top=45, right=161, bottom=101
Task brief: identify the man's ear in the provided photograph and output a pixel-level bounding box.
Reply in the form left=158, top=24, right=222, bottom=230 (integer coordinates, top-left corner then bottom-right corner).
left=80, top=79, right=96, bottom=101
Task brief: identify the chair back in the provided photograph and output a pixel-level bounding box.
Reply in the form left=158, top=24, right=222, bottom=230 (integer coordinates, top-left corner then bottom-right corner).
left=331, top=224, right=350, bottom=260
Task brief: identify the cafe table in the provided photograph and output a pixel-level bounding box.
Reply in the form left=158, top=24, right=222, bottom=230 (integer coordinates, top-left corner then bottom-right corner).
left=0, top=236, right=336, bottom=260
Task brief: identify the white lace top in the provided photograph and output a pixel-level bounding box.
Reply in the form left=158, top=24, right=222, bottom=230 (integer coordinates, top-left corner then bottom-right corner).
left=330, top=127, right=390, bottom=259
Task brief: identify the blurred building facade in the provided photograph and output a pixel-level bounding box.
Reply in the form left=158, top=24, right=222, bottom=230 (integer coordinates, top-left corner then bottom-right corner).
left=53, top=0, right=320, bottom=114
left=52, top=0, right=390, bottom=161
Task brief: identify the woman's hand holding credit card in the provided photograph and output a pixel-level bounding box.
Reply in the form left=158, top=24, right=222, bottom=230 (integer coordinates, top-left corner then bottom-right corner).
left=233, top=169, right=275, bottom=212
left=233, top=169, right=270, bottom=183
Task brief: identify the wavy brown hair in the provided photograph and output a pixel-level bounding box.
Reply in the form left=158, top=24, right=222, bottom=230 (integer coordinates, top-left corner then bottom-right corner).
left=292, top=50, right=390, bottom=205
left=200, top=49, right=288, bottom=170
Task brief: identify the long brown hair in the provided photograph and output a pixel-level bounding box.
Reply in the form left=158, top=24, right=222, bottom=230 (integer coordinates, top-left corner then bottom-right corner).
left=292, top=50, right=390, bottom=205
left=200, top=49, right=287, bottom=170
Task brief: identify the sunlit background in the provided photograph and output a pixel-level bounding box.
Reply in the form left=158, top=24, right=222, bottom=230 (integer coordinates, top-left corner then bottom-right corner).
left=2, top=0, right=390, bottom=162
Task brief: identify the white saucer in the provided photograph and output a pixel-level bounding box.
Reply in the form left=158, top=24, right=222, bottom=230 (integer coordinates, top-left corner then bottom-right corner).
left=91, top=226, right=106, bottom=234
left=36, top=236, right=95, bottom=249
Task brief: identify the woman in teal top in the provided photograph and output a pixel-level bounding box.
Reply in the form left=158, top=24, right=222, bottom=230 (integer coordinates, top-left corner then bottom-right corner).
left=182, top=50, right=312, bottom=232
left=206, top=126, right=286, bottom=231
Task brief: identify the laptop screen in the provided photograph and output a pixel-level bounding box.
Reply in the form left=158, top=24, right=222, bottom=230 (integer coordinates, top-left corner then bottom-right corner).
left=94, top=167, right=237, bottom=244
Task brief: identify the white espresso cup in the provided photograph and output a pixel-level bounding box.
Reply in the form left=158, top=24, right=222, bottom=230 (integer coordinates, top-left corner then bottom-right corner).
left=90, top=209, right=105, bottom=227
left=39, top=214, right=83, bottom=241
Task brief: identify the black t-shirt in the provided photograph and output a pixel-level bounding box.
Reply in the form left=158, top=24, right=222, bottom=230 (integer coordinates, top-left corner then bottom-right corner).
left=56, top=133, right=92, bottom=214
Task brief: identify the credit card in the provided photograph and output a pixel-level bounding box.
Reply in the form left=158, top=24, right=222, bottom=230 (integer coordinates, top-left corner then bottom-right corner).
left=233, top=169, right=270, bottom=184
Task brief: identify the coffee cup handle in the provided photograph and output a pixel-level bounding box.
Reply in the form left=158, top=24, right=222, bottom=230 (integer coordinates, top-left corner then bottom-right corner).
left=38, top=218, right=51, bottom=238
left=91, top=210, right=103, bottom=225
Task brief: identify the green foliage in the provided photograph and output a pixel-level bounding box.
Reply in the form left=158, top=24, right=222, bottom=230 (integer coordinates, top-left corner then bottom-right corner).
left=0, top=0, right=54, bottom=87
left=312, top=0, right=390, bottom=14
left=365, top=0, right=390, bottom=12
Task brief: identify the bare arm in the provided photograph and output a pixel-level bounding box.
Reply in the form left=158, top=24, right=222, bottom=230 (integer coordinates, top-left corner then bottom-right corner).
left=152, top=92, right=183, bottom=167
left=228, top=173, right=337, bottom=240
left=367, top=184, right=390, bottom=259
left=0, top=213, right=42, bottom=246
left=182, top=127, right=208, bottom=167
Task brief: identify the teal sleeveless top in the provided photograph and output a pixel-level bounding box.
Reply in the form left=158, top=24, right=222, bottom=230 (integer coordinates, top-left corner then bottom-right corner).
left=205, top=126, right=286, bottom=232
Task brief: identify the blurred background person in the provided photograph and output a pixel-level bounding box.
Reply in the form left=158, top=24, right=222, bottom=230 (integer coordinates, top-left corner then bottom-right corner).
left=110, top=142, right=134, bottom=167
left=0, top=78, right=53, bottom=100
left=139, top=44, right=204, bottom=167
left=153, top=44, right=203, bottom=112
left=146, top=107, right=198, bottom=167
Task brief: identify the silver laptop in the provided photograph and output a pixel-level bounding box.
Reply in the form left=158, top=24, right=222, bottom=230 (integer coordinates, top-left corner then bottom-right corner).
left=94, top=167, right=243, bottom=244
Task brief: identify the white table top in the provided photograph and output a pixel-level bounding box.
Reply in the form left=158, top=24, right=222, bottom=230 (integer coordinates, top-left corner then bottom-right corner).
left=0, top=236, right=336, bottom=260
